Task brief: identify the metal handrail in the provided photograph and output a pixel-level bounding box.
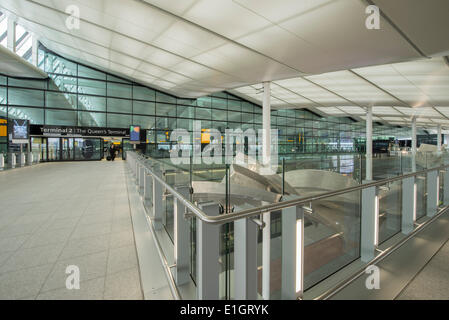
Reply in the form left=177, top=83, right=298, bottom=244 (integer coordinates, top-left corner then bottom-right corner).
left=315, top=202, right=449, bottom=300
left=131, top=151, right=449, bottom=225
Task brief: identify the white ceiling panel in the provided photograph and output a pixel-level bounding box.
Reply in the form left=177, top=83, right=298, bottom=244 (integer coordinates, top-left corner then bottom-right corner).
left=2, top=0, right=448, bottom=99
left=305, top=70, right=397, bottom=106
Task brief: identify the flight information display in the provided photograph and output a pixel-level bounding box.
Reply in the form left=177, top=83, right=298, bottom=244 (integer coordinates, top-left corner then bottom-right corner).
left=130, top=125, right=141, bottom=142
left=12, top=119, right=29, bottom=140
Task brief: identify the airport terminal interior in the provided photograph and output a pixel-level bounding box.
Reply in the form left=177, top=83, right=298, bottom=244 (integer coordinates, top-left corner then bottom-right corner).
left=1, top=0, right=449, bottom=301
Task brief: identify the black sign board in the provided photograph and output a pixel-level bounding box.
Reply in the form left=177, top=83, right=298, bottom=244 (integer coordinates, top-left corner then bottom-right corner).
left=30, top=125, right=129, bottom=137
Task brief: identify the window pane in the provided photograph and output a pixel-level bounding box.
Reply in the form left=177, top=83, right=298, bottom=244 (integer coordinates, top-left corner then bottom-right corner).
left=107, top=82, right=132, bottom=99
left=107, top=113, right=131, bottom=128
left=133, top=115, right=155, bottom=129
left=8, top=78, right=46, bottom=89
left=78, top=111, right=106, bottom=127
left=45, top=109, right=77, bottom=126
left=8, top=107, right=44, bottom=124
left=211, top=91, right=227, bottom=98
left=242, top=112, right=253, bottom=123
left=156, top=103, right=176, bottom=117
left=242, top=102, right=253, bottom=113
left=177, top=98, right=196, bottom=106
left=177, top=118, right=192, bottom=131
left=228, top=110, right=241, bottom=122
left=8, top=88, right=44, bottom=106
left=133, top=101, right=155, bottom=115
left=228, top=99, right=241, bottom=111
left=46, top=92, right=77, bottom=109
left=212, top=108, right=227, bottom=121
left=78, top=78, right=106, bottom=96
left=197, top=96, right=211, bottom=108
left=78, top=95, right=106, bottom=112
left=212, top=97, right=227, bottom=109
left=107, top=74, right=131, bottom=84
left=156, top=92, right=176, bottom=104
left=78, top=65, right=106, bottom=80
left=0, top=86, right=6, bottom=104
left=45, top=54, right=77, bottom=75
left=49, top=76, right=77, bottom=92
left=196, top=107, right=211, bottom=120
left=134, top=86, right=155, bottom=101
left=107, top=98, right=132, bottom=114
left=177, top=105, right=194, bottom=118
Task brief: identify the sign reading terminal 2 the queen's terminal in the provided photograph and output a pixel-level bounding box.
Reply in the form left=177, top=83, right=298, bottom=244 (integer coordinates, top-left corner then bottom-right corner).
left=30, top=125, right=130, bottom=137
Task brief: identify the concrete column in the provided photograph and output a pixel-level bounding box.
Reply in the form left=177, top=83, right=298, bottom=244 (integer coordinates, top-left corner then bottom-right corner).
left=262, top=82, right=271, bottom=166
left=437, top=125, right=442, bottom=153
left=0, top=153, right=4, bottom=169
left=32, top=35, right=39, bottom=67
left=412, top=117, right=417, bottom=172
left=196, top=202, right=221, bottom=300
left=174, top=185, right=191, bottom=286
left=366, top=106, right=373, bottom=181
left=7, top=16, right=16, bottom=52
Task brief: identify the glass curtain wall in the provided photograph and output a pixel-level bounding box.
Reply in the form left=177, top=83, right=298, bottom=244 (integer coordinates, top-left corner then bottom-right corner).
left=0, top=45, right=417, bottom=157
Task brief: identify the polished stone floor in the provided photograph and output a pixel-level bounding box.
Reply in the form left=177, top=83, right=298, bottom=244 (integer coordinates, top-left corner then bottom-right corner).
left=0, top=160, right=143, bottom=300
left=397, top=239, right=449, bottom=300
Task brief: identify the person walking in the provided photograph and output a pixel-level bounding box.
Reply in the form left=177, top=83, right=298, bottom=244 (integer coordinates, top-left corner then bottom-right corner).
left=109, top=144, right=116, bottom=161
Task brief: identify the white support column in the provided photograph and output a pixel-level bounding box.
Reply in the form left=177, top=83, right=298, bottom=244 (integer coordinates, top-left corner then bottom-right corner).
left=412, top=117, right=417, bottom=172
left=402, top=176, right=416, bottom=234
left=366, top=106, right=373, bottom=181
left=427, top=170, right=439, bottom=217
left=7, top=16, right=16, bottom=52
left=262, top=211, right=271, bottom=300
left=174, top=185, right=191, bottom=286
left=262, top=82, right=271, bottom=166
left=437, top=125, right=442, bottom=153
left=361, top=186, right=378, bottom=262
left=196, top=202, right=221, bottom=300
left=32, top=35, right=39, bottom=67
left=281, top=198, right=304, bottom=300
left=234, top=216, right=258, bottom=300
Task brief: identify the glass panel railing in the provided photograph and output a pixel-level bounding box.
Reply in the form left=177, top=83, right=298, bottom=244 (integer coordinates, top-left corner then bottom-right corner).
left=127, top=149, right=449, bottom=300
left=378, top=180, right=402, bottom=244
left=304, top=190, right=361, bottom=290
left=416, top=173, right=427, bottom=219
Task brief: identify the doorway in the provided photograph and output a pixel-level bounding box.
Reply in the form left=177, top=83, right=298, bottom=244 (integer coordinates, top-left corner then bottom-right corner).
left=31, top=137, right=104, bottom=161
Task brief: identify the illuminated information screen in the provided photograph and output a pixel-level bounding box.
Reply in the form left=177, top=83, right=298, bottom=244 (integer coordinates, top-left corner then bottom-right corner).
left=130, top=125, right=141, bottom=142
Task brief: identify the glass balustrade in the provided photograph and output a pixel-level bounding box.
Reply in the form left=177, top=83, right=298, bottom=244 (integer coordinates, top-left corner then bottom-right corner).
left=126, top=149, right=449, bottom=300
